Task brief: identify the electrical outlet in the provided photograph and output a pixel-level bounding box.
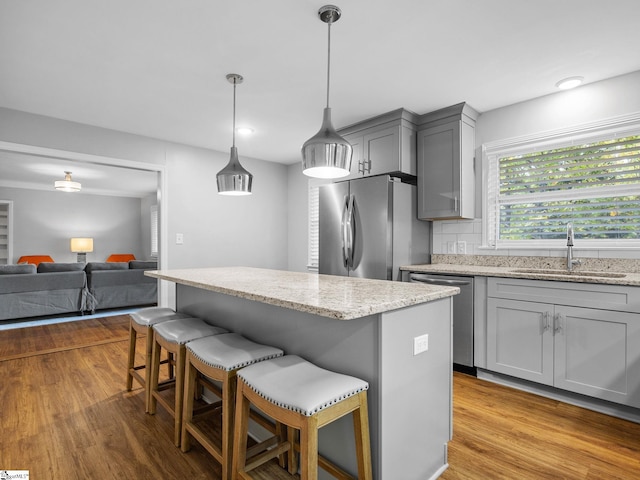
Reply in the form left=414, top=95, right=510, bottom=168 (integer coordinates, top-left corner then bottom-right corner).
left=447, top=241, right=456, bottom=254
left=413, top=334, right=429, bottom=355
left=456, top=240, right=466, bottom=254
left=176, top=233, right=184, bottom=245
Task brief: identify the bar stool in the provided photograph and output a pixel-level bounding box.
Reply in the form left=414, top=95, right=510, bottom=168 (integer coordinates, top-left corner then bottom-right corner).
left=126, top=307, right=192, bottom=412
left=181, top=333, right=284, bottom=480
left=148, top=317, right=228, bottom=446
left=232, top=355, right=373, bottom=480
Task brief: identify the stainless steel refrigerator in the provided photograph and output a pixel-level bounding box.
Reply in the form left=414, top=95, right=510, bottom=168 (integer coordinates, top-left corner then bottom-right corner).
left=319, top=175, right=430, bottom=280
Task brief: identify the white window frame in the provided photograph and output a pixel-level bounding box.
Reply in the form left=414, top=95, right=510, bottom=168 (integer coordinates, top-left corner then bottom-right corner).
left=482, top=112, right=640, bottom=250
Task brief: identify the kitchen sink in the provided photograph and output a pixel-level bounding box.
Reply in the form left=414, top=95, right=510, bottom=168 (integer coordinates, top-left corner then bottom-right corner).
left=511, top=268, right=626, bottom=278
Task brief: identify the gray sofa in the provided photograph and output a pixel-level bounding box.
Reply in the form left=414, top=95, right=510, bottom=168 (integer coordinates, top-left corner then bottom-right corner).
left=0, top=260, right=158, bottom=321
left=85, top=260, right=158, bottom=313
left=0, top=262, right=87, bottom=321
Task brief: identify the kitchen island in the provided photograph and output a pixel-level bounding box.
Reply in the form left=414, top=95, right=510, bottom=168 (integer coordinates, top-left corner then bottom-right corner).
left=146, top=267, right=458, bottom=480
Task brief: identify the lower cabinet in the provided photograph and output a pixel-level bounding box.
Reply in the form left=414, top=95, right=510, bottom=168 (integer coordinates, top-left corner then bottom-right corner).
left=487, top=278, right=640, bottom=408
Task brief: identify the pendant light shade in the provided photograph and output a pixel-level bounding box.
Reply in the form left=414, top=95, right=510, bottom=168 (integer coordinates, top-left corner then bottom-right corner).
left=302, top=5, right=352, bottom=179
left=216, top=73, right=253, bottom=195
left=54, top=171, right=81, bottom=192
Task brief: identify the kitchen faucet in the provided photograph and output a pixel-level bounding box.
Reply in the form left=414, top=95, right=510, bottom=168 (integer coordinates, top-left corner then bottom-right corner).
left=566, top=223, right=581, bottom=271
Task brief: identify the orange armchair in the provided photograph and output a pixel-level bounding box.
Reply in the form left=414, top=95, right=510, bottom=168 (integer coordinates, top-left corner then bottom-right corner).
left=106, top=253, right=136, bottom=263
left=17, top=255, right=55, bottom=266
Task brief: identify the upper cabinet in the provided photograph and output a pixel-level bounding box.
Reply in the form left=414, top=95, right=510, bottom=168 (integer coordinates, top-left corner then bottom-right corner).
left=338, top=108, right=418, bottom=181
left=417, top=102, right=478, bottom=220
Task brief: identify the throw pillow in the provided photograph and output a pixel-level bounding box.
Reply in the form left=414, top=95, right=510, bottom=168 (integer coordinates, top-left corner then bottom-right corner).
left=0, top=264, right=37, bottom=275
left=84, top=262, right=129, bottom=273
left=37, top=262, right=85, bottom=273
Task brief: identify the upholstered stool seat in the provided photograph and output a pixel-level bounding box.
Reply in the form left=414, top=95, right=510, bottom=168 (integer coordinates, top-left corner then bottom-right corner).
left=181, top=333, right=284, bottom=480
left=126, top=307, right=192, bottom=412
left=233, top=355, right=373, bottom=480
left=149, top=317, right=228, bottom=446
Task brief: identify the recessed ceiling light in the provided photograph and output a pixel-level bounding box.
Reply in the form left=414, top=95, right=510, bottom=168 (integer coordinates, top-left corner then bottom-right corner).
left=555, top=76, right=584, bottom=90
left=235, top=127, right=254, bottom=135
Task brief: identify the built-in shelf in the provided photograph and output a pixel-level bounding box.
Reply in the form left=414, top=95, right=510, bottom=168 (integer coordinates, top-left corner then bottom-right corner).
left=0, top=201, right=13, bottom=265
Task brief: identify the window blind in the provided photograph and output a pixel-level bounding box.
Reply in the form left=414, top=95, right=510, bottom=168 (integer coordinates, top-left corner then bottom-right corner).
left=308, top=184, right=319, bottom=270
left=486, top=132, right=640, bottom=245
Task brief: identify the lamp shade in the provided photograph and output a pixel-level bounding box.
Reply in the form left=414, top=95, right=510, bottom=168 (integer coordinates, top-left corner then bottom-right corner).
left=70, top=237, right=94, bottom=253
left=301, top=107, right=352, bottom=178
left=216, top=146, right=253, bottom=195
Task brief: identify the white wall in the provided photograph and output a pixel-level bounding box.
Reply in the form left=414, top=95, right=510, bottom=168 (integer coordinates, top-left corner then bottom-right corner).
left=0, top=186, right=146, bottom=263
left=164, top=143, right=288, bottom=269
left=0, top=108, right=290, bottom=277
left=431, top=70, right=640, bottom=259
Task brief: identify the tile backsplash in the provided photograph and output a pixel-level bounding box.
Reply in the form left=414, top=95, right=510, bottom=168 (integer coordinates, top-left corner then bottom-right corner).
left=431, top=219, right=483, bottom=255
left=430, top=218, right=639, bottom=260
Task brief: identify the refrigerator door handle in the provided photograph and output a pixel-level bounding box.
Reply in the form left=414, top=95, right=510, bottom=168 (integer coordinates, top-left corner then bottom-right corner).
left=346, top=194, right=355, bottom=268
left=340, top=195, right=349, bottom=268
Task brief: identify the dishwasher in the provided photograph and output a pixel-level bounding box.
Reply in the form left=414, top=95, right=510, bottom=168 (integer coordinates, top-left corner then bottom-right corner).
left=409, top=273, right=475, bottom=374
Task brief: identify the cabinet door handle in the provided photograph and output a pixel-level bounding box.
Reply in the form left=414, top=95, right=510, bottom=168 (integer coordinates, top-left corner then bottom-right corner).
left=454, top=196, right=459, bottom=212
left=542, top=312, right=551, bottom=332
left=358, top=159, right=371, bottom=175
left=554, top=313, right=564, bottom=334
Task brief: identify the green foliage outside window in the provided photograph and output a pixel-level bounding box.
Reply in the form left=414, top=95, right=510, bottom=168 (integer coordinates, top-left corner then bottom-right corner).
left=497, top=135, right=640, bottom=241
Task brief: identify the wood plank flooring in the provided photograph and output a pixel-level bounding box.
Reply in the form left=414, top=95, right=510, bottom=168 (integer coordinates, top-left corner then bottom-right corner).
left=1, top=317, right=639, bottom=479
left=442, top=373, right=640, bottom=479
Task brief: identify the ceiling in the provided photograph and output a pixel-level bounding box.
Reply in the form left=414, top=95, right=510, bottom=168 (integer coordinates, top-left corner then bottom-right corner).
left=1, top=0, right=640, bottom=196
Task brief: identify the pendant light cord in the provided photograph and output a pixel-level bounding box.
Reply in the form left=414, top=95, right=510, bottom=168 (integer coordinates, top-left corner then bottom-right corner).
left=232, top=78, right=237, bottom=148
left=326, top=21, right=332, bottom=109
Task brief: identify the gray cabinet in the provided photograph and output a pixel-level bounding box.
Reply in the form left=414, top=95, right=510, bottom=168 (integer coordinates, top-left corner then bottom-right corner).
left=487, top=298, right=554, bottom=385
left=338, top=108, right=417, bottom=180
left=417, top=102, right=478, bottom=220
left=486, top=277, right=640, bottom=408
left=0, top=201, right=12, bottom=265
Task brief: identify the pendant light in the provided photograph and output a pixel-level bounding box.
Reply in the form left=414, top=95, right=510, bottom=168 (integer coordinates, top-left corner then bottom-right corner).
left=216, top=73, right=253, bottom=195
left=301, top=5, right=353, bottom=179
left=54, top=171, right=81, bottom=192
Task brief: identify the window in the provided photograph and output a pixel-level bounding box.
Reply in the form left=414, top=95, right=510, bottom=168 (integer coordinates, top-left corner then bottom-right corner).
left=308, top=183, right=320, bottom=271
left=307, top=178, right=332, bottom=271
left=483, top=115, right=640, bottom=249
left=150, top=205, right=158, bottom=258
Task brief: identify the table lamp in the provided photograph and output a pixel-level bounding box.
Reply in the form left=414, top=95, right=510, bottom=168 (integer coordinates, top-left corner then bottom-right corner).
left=70, top=237, right=94, bottom=263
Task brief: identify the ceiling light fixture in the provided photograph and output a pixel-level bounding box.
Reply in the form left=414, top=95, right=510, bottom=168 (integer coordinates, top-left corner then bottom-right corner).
left=216, top=73, right=253, bottom=195
left=236, top=127, right=254, bottom=135
left=301, top=5, right=352, bottom=179
left=556, top=76, right=584, bottom=90
left=54, top=171, right=81, bottom=192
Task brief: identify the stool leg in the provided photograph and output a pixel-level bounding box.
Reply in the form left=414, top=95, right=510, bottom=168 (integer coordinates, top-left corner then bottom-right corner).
left=232, top=383, right=251, bottom=479
left=144, top=325, right=155, bottom=412
left=148, top=336, right=161, bottom=415
left=126, top=322, right=137, bottom=391
left=287, top=426, right=298, bottom=475
left=353, top=392, right=373, bottom=480
left=300, top=418, right=319, bottom=480
left=181, top=355, right=197, bottom=453
left=174, top=346, right=186, bottom=447
left=221, top=373, right=236, bottom=480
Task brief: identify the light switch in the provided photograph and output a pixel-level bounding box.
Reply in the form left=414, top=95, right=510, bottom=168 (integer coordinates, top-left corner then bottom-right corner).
left=176, top=233, right=184, bottom=245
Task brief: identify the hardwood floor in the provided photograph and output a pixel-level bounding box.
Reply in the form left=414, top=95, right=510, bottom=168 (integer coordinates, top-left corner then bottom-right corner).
left=1, top=317, right=639, bottom=479
left=442, top=373, right=640, bottom=480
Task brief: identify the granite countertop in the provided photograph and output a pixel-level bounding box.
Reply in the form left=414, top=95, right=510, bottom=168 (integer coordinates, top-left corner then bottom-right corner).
left=401, top=254, right=640, bottom=287
left=146, top=266, right=459, bottom=320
